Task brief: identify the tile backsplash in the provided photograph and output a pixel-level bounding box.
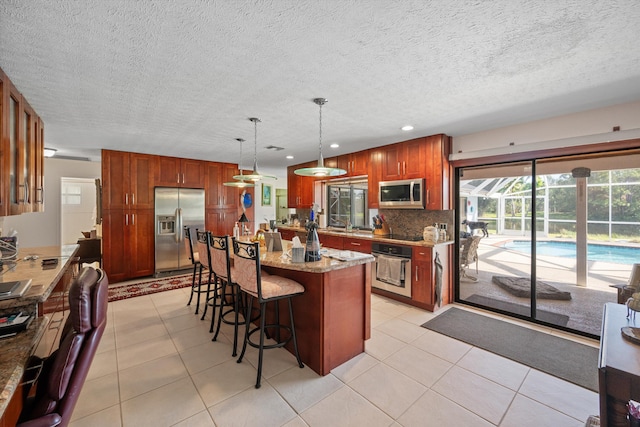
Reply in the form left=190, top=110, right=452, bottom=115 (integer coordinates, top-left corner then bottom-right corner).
left=294, top=207, right=455, bottom=240
left=379, top=209, right=454, bottom=240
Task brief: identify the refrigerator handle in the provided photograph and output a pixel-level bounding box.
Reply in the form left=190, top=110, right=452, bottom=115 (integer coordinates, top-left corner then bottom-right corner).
left=176, top=208, right=182, bottom=243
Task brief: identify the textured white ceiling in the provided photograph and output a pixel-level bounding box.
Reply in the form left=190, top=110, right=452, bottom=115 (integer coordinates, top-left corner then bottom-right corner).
left=1, top=0, right=639, bottom=169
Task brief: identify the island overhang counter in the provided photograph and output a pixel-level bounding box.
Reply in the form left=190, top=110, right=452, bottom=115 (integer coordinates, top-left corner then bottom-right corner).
left=254, top=243, right=374, bottom=376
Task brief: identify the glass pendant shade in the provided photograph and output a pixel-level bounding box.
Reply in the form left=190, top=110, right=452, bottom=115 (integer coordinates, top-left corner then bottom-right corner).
left=294, top=98, right=347, bottom=177
left=233, top=117, right=276, bottom=181
left=224, top=138, right=255, bottom=187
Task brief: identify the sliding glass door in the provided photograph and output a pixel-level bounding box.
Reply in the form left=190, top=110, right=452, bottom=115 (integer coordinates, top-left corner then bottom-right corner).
left=457, top=152, right=640, bottom=337
left=458, top=162, right=533, bottom=319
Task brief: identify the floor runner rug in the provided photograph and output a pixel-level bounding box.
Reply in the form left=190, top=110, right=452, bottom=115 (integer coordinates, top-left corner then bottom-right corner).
left=108, top=274, right=193, bottom=302
left=422, top=307, right=599, bottom=391
left=465, top=294, right=570, bottom=326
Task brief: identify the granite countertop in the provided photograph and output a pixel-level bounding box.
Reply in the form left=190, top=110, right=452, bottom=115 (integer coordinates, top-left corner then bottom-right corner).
left=0, top=244, right=78, bottom=419
left=258, top=241, right=374, bottom=273
left=277, top=225, right=454, bottom=248
left=0, top=316, right=48, bottom=418
left=0, top=245, right=79, bottom=311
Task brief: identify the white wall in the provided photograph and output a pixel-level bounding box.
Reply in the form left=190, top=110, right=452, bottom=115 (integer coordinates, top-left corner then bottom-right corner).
left=452, top=100, right=640, bottom=160
left=251, top=168, right=287, bottom=232
left=1, top=158, right=101, bottom=248
left=61, top=178, right=97, bottom=244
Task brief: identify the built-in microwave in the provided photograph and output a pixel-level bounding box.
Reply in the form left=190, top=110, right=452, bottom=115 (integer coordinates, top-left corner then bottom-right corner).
left=378, top=179, right=425, bottom=209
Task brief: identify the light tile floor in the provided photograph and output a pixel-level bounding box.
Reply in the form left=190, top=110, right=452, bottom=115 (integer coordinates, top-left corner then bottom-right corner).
left=68, top=287, right=600, bottom=427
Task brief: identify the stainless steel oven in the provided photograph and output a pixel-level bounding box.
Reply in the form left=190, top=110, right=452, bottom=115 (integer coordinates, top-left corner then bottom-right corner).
left=371, top=242, right=412, bottom=298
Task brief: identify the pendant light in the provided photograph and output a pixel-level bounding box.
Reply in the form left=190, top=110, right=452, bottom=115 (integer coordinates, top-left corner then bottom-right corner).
left=233, top=117, right=276, bottom=182
left=294, top=98, right=346, bottom=177
left=224, top=138, right=255, bottom=187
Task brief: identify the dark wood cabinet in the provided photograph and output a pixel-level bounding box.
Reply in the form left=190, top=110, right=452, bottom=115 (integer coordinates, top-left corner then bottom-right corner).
left=206, top=207, right=239, bottom=236
left=205, top=161, right=239, bottom=209
left=343, top=236, right=372, bottom=253
left=156, top=156, right=205, bottom=188
left=368, top=149, right=383, bottom=209
left=410, top=245, right=450, bottom=310
left=412, top=247, right=434, bottom=305
left=102, top=150, right=155, bottom=210
left=287, top=162, right=316, bottom=208
left=279, top=228, right=296, bottom=241
left=381, top=138, right=427, bottom=181
left=337, top=151, right=369, bottom=177
left=33, top=116, right=45, bottom=212
left=0, top=67, right=45, bottom=216
left=599, top=302, right=640, bottom=427
left=424, top=134, right=451, bottom=210
left=102, top=209, right=154, bottom=283
left=102, top=150, right=156, bottom=281
left=319, top=233, right=344, bottom=249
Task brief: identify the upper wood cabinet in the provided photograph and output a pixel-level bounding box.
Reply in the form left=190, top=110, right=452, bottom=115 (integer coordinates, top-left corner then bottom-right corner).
left=289, top=133, right=450, bottom=211
left=381, top=138, right=426, bottom=181
left=0, top=67, right=45, bottom=216
left=337, top=151, right=369, bottom=177
left=287, top=162, right=316, bottom=208
left=204, top=162, right=239, bottom=209
left=424, top=134, right=451, bottom=210
left=33, top=116, right=45, bottom=211
left=156, top=157, right=205, bottom=188
left=102, top=150, right=155, bottom=210
left=368, top=149, right=383, bottom=209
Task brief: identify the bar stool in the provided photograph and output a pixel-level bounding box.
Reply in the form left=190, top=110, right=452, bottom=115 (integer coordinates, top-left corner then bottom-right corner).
left=232, top=238, right=305, bottom=388
left=195, top=230, right=218, bottom=320
left=184, top=226, right=205, bottom=313
left=208, top=234, right=240, bottom=352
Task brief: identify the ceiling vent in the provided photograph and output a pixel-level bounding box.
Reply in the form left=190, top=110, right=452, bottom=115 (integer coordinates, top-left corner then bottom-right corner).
left=265, top=145, right=284, bottom=151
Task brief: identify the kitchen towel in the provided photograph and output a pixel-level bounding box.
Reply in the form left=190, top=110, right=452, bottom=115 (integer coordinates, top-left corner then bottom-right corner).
left=434, top=252, right=443, bottom=306
left=376, top=255, right=404, bottom=286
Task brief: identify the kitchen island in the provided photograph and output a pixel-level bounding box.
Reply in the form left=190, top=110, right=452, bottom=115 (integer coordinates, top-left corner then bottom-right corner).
left=0, top=245, right=78, bottom=425
left=256, top=242, right=374, bottom=376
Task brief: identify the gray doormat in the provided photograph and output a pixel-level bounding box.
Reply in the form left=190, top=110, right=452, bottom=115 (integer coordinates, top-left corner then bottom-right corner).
left=465, top=294, right=570, bottom=327
left=422, top=307, right=598, bottom=391
left=492, top=276, right=572, bottom=300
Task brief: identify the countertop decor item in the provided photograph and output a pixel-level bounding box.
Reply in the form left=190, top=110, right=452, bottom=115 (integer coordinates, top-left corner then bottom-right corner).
left=304, top=222, right=321, bottom=262
left=294, top=98, right=347, bottom=177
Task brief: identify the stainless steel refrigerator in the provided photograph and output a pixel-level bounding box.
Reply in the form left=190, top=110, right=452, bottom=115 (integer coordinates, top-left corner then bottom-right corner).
left=154, top=187, right=205, bottom=275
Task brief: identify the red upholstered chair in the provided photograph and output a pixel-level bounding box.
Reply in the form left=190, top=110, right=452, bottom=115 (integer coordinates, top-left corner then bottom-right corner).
left=17, top=266, right=109, bottom=427
left=232, top=238, right=305, bottom=388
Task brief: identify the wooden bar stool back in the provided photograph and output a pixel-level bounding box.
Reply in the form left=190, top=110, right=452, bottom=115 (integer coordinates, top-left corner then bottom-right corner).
left=232, top=238, right=305, bottom=388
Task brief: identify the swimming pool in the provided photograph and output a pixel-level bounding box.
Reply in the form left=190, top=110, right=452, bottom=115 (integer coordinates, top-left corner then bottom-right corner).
left=501, top=240, right=640, bottom=265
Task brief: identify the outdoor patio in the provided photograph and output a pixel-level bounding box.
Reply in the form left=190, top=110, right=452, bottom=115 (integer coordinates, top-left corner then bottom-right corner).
left=458, top=234, right=628, bottom=336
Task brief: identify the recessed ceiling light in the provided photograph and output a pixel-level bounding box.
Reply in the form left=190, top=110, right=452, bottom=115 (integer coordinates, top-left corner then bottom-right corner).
left=330, top=143, right=339, bottom=148
left=401, top=125, right=414, bottom=131
left=286, top=155, right=294, bottom=159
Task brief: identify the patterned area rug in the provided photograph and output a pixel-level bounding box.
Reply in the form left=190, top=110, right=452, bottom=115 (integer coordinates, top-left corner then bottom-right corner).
left=108, top=274, right=193, bottom=302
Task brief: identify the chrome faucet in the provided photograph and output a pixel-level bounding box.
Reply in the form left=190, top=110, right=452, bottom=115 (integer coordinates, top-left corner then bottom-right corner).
left=331, top=218, right=351, bottom=232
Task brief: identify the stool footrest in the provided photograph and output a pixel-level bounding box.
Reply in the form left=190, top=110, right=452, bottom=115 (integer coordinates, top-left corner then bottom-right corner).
left=246, top=324, right=293, bottom=350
